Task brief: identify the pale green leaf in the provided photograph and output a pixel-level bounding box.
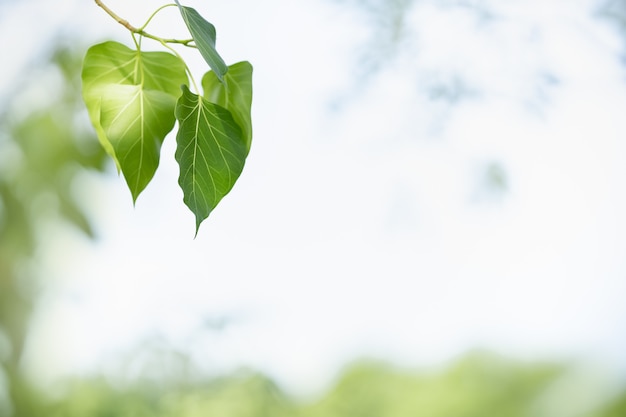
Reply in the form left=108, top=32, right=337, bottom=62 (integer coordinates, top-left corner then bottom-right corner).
left=202, top=61, right=253, bottom=151
left=175, top=85, right=247, bottom=233
left=174, top=0, right=228, bottom=82
left=99, top=85, right=178, bottom=197
left=81, top=41, right=188, bottom=201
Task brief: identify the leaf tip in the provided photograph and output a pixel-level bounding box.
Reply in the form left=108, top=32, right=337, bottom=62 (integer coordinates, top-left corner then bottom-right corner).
left=194, top=217, right=204, bottom=238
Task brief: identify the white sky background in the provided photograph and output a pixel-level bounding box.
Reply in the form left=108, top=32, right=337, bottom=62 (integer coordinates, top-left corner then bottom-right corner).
left=2, top=0, right=626, bottom=395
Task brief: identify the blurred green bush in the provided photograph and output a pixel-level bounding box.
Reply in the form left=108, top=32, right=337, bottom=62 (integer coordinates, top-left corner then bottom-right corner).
left=0, top=44, right=107, bottom=416
left=35, top=352, right=626, bottom=417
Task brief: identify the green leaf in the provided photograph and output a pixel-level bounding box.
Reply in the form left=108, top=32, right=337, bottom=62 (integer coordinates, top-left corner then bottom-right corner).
left=175, top=85, right=247, bottom=233
left=202, top=61, right=253, bottom=151
left=82, top=41, right=188, bottom=201
left=174, top=0, right=228, bottom=82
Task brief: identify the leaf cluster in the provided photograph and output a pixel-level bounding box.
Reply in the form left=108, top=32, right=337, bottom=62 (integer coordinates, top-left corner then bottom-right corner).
left=82, top=1, right=253, bottom=234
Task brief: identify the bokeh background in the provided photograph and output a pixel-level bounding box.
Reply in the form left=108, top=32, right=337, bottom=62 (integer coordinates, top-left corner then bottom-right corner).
left=2, top=0, right=626, bottom=415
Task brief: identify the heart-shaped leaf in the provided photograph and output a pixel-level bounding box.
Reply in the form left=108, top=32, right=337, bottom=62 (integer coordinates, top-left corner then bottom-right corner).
left=175, top=85, right=247, bottom=233
left=82, top=41, right=188, bottom=201
left=174, top=0, right=228, bottom=82
left=202, top=61, right=253, bottom=151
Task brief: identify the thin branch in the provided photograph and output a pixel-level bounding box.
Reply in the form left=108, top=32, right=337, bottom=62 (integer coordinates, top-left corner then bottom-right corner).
left=95, top=0, right=136, bottom=31
left=94, top=0, right=195, bottom=47
left=140, top=32, right=195, bottom=47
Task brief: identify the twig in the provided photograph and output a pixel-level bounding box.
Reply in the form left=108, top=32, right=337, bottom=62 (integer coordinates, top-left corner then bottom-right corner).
left=94, top=0, right=195, bottom=47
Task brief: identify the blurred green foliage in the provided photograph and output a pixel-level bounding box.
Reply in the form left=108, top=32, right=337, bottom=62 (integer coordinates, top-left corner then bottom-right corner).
left=29, top=352, right=626, bottom=417
left=0, top=44, right=107, bottom=415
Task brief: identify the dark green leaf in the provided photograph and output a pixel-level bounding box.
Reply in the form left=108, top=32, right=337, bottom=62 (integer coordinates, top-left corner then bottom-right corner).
left=175, top=85, right=247, bottom=233
left=202, top=61, right=253, bottom=151
left=174, top=0, right=228, bottom=82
